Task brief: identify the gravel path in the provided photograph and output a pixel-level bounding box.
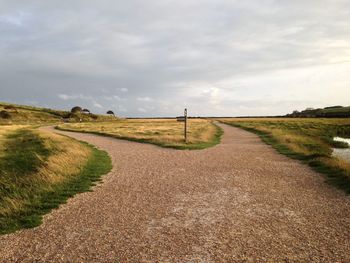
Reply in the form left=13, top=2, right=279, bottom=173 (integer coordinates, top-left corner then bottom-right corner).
left=1, top=123, right=349, bottom=262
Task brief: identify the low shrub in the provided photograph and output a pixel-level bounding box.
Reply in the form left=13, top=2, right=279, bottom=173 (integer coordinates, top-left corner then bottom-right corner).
left=0, top=110, right=11, bottom=119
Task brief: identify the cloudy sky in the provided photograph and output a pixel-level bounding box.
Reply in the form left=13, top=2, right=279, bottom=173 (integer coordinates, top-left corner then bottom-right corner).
left=0, top=0, right=349, bottom=117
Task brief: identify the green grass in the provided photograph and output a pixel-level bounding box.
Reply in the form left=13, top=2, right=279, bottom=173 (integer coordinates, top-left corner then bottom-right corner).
left=0, top=128, right=112, bottom=234
left=57, top=119, right=223, bottom=150
left=220, top=118, right=350, bottom=193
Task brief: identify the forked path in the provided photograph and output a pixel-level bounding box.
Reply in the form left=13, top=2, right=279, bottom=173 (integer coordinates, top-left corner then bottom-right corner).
left=1, top=124, right=350, bottom=262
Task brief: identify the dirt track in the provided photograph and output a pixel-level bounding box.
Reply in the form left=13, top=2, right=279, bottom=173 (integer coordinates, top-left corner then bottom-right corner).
left=0, top=124, right=349, bottom=262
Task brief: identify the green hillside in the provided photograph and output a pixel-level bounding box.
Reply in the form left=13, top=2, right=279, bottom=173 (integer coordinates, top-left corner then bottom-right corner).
left=0, top=102, right=117, bottom=124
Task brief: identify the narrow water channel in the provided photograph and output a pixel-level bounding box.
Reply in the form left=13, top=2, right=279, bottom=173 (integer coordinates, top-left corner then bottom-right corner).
left=333, top=137, right=350, bottom=162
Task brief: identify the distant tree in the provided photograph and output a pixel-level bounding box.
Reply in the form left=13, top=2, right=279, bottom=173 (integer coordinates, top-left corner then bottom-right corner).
left=107, top=110, right=115, bottom=116
left=71, top=106, right=82, bottom=113
left=324, top=106, right=343, bottom=109
left=82, top=108, right=90, bottom=114
left=0, top=110, right=11, bottom=119
left=289, top=110, right=300, bottom=117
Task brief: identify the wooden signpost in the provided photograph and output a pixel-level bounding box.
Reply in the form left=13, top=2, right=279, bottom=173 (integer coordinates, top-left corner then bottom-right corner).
left=184, top=108, right=187, bottom=143
left=176, top=108, right=188, bottom=143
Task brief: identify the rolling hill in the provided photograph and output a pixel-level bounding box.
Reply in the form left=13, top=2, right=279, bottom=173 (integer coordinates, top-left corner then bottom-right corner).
left=0, top=102, right=116, bottom=124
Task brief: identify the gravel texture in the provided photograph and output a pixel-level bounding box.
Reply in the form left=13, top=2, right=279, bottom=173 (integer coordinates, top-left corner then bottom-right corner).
left=0, top=123, right=349, bottom=262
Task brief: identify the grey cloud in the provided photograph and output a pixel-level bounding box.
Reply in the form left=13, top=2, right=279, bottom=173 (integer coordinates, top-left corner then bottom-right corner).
left=0, top=0, right=349, bottom=117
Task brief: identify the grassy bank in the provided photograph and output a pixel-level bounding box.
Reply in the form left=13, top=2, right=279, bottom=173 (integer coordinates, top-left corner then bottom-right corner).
left=57, top=119, right=223, bottom=150
left=220, top=118, right=350, bottom=193
left=0, top=126, right=112, bottom=234
left=0, top=102, right=117, bottom=125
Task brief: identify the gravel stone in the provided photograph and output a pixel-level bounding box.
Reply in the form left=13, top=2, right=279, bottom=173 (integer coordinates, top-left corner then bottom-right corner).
left=0, top=124, right=349, bottom=262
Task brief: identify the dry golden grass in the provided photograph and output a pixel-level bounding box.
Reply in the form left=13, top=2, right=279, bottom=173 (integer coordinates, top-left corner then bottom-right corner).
left=0, top=125, right=27, bottom=158
left=58, top=118, right=222, bottom=149
left=33, top=131, right=91, bottom=187
left=0, top=105, right=61, bottom=124
left=0, top=102, right=117, bottom=124
left=0, top=123, right=112, bottom=234
left=0, top=127, right=91, bottom=217
left=320, top=156, right=350, bottom=172
left=0, top=125, right=27, bottom=136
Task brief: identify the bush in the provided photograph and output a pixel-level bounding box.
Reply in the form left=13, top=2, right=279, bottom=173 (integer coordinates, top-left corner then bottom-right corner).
left=90, top=114, right=98, bottom=120
left=4, top=105, right=15, bottom=110
left=0, top=110, right=11, bottom=119
left=331, top=140, right=349, bottom=149
left=71, top=106, right=82, bottom=113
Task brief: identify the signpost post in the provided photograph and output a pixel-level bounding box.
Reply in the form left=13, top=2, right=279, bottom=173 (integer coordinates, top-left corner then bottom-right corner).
left=184, top=108, right=187, bottom=143
left=176, top=108, right=188, bottom=143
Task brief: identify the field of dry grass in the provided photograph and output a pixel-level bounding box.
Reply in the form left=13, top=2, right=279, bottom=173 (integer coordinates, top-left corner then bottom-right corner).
left=0, top=105, right=62, bottom=124
left=219, top=118, right=350, bottom=193
left=57, top=118, right=223, bottom=149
